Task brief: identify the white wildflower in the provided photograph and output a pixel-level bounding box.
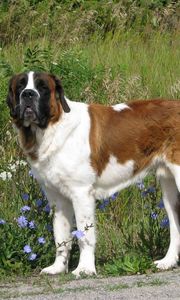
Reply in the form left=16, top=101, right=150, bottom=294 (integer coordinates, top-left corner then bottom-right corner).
left=0, top=171, right=12, bottom=181
left=9, top=164, right=16, bottom=172
left=8, top=160, right=27, bottom=172
left=17, top=160, right=27, bottom=167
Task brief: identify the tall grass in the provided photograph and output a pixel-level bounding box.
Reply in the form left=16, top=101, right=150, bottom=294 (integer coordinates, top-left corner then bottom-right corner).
left=84, top=32, right=180, bottom=101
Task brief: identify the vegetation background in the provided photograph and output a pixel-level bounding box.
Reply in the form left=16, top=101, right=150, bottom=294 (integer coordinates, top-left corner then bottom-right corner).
left=0, top=0, right=179, bottom=278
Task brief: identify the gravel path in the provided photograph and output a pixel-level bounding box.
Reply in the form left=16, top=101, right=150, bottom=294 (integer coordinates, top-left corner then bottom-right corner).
left=1, top=269, right=180, bottom=300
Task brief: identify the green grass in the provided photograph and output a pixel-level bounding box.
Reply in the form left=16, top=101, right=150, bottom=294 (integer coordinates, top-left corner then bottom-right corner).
left=0, top=0, right=179, bottom=279
left=136, top=278, right=167, bottom=287
left=106, top=283, right=129, bottom=291
left=84, top=31, right=180, bottom=102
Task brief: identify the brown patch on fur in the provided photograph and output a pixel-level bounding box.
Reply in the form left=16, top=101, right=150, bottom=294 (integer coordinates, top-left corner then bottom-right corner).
left=19, top=126, right=37, bottom=160
left=89, top=100, right=180, bottom=176
left=10, top=75, right=18, bottom=108
left=46, top=76, right=62, bottom=124
left=88, top=104, right=111, bottom=176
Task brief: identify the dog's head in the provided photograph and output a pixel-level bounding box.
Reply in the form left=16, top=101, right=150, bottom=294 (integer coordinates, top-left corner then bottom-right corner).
left=6, top=71, right=70, bottom=128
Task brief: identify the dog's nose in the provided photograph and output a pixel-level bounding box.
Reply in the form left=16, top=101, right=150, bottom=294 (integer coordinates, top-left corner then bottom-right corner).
left=21, top=89, right=38, bottom=100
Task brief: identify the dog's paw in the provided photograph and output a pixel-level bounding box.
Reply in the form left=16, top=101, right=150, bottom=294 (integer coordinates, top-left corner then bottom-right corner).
left=72, top=266, right=96, bottom=278
left=154, top=257, right=178, bottom=270
left=40, top=263, right=68, bottom=275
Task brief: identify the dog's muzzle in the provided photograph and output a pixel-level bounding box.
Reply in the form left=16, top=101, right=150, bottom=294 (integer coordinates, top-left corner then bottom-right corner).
left=20, top=89, right=39, bottom=121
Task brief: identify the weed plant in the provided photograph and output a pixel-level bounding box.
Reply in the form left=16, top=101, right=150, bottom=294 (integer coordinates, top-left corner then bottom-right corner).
left=0, top=0, right=179, bottom=278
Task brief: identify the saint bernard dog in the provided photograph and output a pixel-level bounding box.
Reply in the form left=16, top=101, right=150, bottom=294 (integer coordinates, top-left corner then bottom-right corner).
left=7, top=71, right=180, bottom=276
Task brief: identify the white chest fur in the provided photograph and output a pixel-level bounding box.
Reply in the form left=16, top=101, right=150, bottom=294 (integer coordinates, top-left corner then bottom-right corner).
left=29, top=101, right=96, bottom=198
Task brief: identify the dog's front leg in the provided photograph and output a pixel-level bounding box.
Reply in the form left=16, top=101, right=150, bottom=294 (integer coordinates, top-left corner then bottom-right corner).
left=41, top=192, right=74, bottom=275
left=71, top=188, right=96, bottom=277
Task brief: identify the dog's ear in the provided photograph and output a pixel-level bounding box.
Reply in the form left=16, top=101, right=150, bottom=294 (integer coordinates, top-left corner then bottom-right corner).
left=6, top=76, right=17, bottom=118
left=51, top=75, right=70, bottom=113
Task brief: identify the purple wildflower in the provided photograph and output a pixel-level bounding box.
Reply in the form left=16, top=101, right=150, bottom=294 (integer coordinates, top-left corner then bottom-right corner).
left=0, top=219, right=6, bottom=225
left=22, top=193, right=29, bottom=201
left=99, top=198, right=110, bottom=211
left=23, top=245, right=32, bottom=254
left=29, top=220, right=36, bottom=229
left=136, top=181, right=145, bottom=190
left=36, top=199, right=43, bottom=207
left=28, top=253, right=37, bottom=261
left=17, top=216, right=28, bottom=228
left=103, top=199, right=110, bottom=206
left=46, top=224, right=53, bottom=232
left=21, top=205, right=31, bottom=213
left=99, top=203, right=106, bottom=211
left=38, top=237, right=46, bottom=244
left=110, top=192, right=119, bottom=201
left=141, top=186, right=156, bottom=197
left=147, top=186, right=156, bottom=193
left=141, top=191, right=147, bottom=197
left=160, top=217, right=169, bottom=228
left=151, top=212, right=158, bottom=220
left=29, top=169, right=35, bottom=177
left=72, top=230, right=85, bottom=239
left=44, top=204, right=50, bottom=213
left=157, top=198, right=164, bottom=209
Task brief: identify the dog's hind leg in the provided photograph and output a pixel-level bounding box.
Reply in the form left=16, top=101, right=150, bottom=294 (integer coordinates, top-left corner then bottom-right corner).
left=71, top=187, right=96, bottom=277
left=154, top=168, right=180, bottom=269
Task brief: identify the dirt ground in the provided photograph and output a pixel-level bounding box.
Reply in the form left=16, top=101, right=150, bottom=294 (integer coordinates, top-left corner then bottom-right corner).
left=1, top=268, right=180, bottom=300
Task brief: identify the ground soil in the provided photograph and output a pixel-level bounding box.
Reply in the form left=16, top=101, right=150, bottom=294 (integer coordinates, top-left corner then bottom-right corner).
left=1, top=269, right=180, bottom=300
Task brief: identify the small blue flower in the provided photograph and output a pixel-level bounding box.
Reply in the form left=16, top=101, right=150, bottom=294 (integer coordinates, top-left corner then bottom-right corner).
left=136, top=181, right=145, bottom=190
left=141, top=186, right=156, bottom=197
left=157, top=198, right=164, bottom=209
left=110, top=192, right=119, bottom=201
left=29, top=220, right=36, bottom=229
left=160, top=217, right=169, bottom=228
left=151, top=212, right=158, bottom=220
left=72, top=230, right=85, bottom=239
left=99, top=203, right=106, bottom=211
left=21, top=205, right=31, bottom=213
left=0, top=219, right=6, bottom=225
left=23, top=245, right=32, bottom=254
left=44, top=204, right=50, bottom=213
left=28, top=253, right=37, bottom=261
left=22, top=193, right=29, bottom=201
left=46, top=224, right=53, bottom=232
left=104, top=199, right=110, bottom=205
left=141, top=191, right=147, bottom=197
left=17, top=216, right=28, bottom=228
left=36, top=199, right=43, bottom=207
left=29, top=169, right=34, bottom=177
left=99, top=198, right=110, bottom=210
left=38, top=237, right=46, bottom=244
left=147, top=186, right=156, bottom=193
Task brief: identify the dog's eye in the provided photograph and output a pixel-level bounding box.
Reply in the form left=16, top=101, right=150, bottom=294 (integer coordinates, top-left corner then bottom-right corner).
left=36, top=80, right=49, bottom=92
left=17, top=78, right=27, bottom=91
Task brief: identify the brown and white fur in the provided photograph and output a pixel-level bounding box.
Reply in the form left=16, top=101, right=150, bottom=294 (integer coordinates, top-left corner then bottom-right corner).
left=7, top=71, right=180, bottom=276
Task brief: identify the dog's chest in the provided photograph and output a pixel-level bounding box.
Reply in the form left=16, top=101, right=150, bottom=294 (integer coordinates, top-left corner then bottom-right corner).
left=29, top=131, right=95, bottom=196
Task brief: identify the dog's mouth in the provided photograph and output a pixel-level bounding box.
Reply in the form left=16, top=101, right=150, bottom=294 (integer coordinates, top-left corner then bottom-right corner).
left=23, top=106, right=35, bottom=118
left=21, top=106, right=38, bottom=125
left=15, top=104, right=48, bottom=128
